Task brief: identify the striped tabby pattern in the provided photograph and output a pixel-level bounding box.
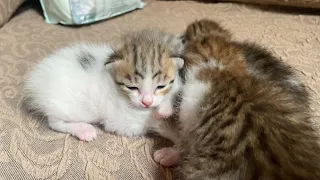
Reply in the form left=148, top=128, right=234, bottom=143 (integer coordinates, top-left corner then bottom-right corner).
left=177, top=19, right=320, bottom=180
left=107, top=29, right=184, bottom=98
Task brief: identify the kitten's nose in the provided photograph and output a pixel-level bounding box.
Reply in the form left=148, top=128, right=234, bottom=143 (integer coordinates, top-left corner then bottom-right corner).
left=142, top=94, right=153, bottom=107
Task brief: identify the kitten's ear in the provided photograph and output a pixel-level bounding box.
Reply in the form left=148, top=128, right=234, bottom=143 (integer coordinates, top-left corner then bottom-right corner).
left=171, top=57, right=184, bottom=69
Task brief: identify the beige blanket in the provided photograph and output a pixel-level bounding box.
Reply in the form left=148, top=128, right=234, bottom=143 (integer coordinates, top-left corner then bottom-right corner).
left=0, top=0, right=319, bottom=179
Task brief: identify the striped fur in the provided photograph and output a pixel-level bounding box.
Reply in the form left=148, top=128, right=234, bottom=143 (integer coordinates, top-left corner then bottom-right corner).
left=77, top=51, right=96, bottom=69
left=106, top=29, right=184, bottom=109
left=154, top=19, right=320, bottom=180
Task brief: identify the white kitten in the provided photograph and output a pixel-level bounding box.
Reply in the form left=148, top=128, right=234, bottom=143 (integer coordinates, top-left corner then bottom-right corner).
left=24, top=30, right=184, bottom=142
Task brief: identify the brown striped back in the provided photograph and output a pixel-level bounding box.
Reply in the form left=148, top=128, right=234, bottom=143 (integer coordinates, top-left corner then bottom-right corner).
left=178, top=19, right=320, bottom=180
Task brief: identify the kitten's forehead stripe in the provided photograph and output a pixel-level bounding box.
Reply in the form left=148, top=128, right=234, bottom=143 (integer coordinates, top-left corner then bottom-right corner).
left=135, top=70, right=144, bottom=79
left=157, top=44, right=163, bottom=69
left=132, top=44, right=141, bottom=70
left=142, top=48, right=147, bottom=73
left=152, top=71, right=161, bottom=79
left=141, top=47, right=148, bottom=74
left=151, top=46, right=155, bottom=73
left=155, top=46, right=160, bottom=73
left=153, top=45, right=160, bottom=73
left=132, top=42, right=138, bottom=69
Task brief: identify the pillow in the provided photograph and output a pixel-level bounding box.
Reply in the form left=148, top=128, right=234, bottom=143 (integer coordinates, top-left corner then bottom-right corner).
left=39, top=0, right=146, bottom=25
left=0, top=0, right=25, bottom=27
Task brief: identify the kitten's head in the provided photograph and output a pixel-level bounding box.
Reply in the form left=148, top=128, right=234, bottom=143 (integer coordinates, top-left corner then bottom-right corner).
left=106, top=29, right=184, bottom=109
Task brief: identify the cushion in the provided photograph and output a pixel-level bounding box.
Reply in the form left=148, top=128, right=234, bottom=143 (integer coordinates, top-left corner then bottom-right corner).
left=0, top=0, right=25, bottom=27
left=40, top=0, right=146, bottom=25
left=0, top=0, right=319, bottom=179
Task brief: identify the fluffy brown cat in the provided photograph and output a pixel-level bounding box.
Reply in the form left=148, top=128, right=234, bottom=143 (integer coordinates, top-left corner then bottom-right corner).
left=153, top=19, right=320, bottom=180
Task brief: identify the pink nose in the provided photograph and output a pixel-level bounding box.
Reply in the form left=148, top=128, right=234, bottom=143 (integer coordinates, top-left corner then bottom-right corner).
left=142, top=94, right=153, bottom=107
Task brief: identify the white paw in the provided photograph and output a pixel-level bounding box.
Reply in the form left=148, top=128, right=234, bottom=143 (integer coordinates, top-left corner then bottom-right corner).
left=74, top=123, right=97, bottom=141
left=153, top=147, right=180, bottom=167
left=157, top=105, right=173, bottom=118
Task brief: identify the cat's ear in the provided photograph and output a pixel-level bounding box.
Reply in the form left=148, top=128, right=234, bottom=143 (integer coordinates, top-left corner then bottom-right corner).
left=105, top=52, right=121, bottom=69
left=171, top=57, right=184, bottom=69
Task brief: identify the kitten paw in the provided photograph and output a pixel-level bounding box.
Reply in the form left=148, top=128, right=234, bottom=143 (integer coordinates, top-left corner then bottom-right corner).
left=75, top=123, right=97, bottom=141
left=153, top=147, right=180, bottom=167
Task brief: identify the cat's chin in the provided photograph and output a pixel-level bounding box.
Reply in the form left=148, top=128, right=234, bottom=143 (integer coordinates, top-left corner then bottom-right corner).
left=141, top=106, right=154, bottom=111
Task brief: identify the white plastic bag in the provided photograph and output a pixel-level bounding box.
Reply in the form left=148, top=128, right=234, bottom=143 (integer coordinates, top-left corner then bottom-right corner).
left=40, top=0, right=146, bottom=25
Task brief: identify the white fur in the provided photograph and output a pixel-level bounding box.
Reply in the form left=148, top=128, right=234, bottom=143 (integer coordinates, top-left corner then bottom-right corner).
left=179, top=62, right=213, bottom=134
left=24, top=43, right=182, bottom=141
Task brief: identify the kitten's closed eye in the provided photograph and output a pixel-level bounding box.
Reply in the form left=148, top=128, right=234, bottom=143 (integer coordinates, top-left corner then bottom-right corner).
left=116, top=81, right=139, bottom=91
left=157, top=85, right=166, bottom=90
left=116, top=82, right=139, bottom=91
left=126, top=86, right=139, bottom=91
left=156, top=79, right=175, bottom=90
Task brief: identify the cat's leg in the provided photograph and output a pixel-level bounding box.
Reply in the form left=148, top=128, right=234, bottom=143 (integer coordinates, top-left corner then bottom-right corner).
left=48, top=117, right=97, bottom=141
left=153, top=147, right=180, bottom=167
left=149, top=117, right=180, bottom=144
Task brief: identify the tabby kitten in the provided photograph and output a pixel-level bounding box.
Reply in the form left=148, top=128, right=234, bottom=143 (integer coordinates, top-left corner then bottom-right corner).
left=154, top=19, right=320, bottom=180
left=24, top=29, right=183, bottom=142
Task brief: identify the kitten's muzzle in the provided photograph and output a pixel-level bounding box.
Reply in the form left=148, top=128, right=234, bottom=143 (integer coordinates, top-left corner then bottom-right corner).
left=141, top=94, right=153, bottom=108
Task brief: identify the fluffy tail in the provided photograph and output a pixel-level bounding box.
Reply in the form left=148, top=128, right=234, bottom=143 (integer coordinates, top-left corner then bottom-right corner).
left=183, top=19, right=231, bottom=42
